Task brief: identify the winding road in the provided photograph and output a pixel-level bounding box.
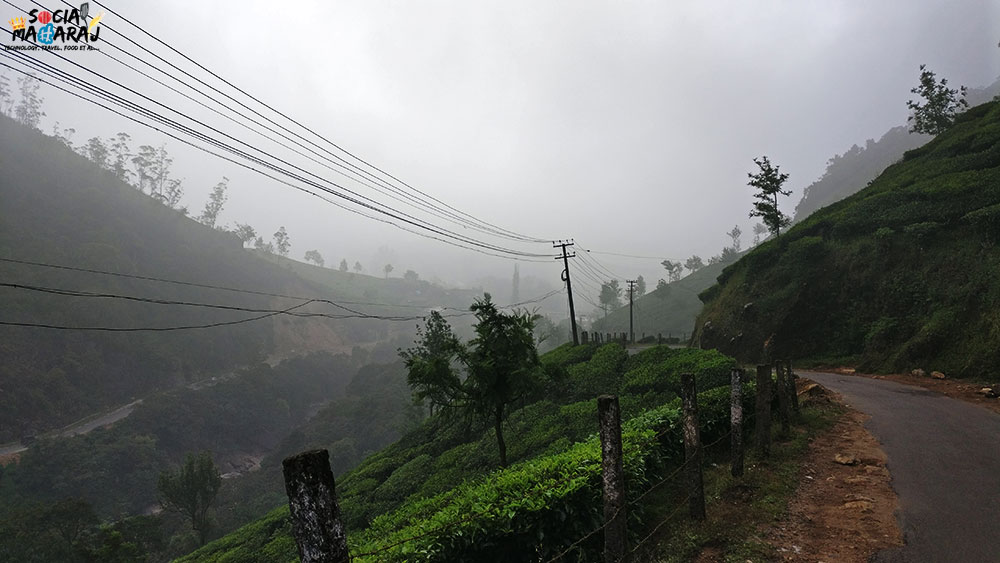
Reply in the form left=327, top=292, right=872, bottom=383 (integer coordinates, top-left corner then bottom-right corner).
left=803, top=371, right=1000, bottom=563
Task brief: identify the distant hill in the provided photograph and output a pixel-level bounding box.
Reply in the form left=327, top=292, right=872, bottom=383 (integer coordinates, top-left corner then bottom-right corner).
left=793, top=78, right=1000, bottom=221
left=0, top=114, right=478, bottom=441
left=694, top=100, right=1000, bottom=377
left=591, top=259, right=733, bottom=340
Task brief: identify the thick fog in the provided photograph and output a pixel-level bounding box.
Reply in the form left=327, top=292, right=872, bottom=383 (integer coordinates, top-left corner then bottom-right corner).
left=15, top=0, right=1000, bottom=308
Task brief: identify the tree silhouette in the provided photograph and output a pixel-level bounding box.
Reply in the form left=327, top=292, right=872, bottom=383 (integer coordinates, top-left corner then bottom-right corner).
left=157, top=452, right=221, bottom=546
left=748, top=156, right=791, bottom=237
left=907, top=64, right=968, bottom=135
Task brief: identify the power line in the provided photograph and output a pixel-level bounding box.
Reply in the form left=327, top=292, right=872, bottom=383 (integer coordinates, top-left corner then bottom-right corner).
left=0, top=45, right=550, bottom=261
left=87, top=0, right=552, bottom=245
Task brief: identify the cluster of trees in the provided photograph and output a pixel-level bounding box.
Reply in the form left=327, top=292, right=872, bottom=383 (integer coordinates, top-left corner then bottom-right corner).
left=400, top=296, right=542, bottom=467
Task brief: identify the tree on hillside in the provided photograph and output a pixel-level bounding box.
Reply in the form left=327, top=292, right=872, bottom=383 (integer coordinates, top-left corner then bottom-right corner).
left=661, top=259, right=683, bottom=282
left=353, top=261, right=363, bottom=273
left=304, top=249, right=324, bottom=267
left=404, top=269, right=419, bottom=282
left=727, top=225, right=742, bottom=253
left=0, top=72, right=11, bottom=116
left=400, top=296, right=542, bottom=468
left=383, top=263, right=394, bottom=278
left=752, top=223, right=768, bottom=246
left=131, top=145, right=157, bottom=194
left=164, top=178, right=185, bottom=211
left=109, top=132, right=133, bottom=183
left=635, top=275, right=646, bottom=296
left=599, top=280, right=623, bottom=318
left=14, top=74, right=44, bottom=129
left=233, top=223, right=256, bottom=247
left=254, top=236, right=274, bottom=254
left=273, top=226, right=291, bottom=256
left=157, top=451, right=221, bottom=546
left=907, top=64, right=968, bottom=135
left=83, top=137, right=109, bottom=169
left=685, top=255, right=704, bottom=273
left=199, top=177, right=229, bottom=228
left=748, top=155, right=791, bottom=237
left=511, top=264, right=520, bottom=303
left=339, top=259, right=349, bottom=272
left=50, top=122, right=75, bottom=149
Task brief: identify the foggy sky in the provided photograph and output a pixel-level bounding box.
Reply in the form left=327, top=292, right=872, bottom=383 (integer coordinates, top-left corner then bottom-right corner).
left=10, top=0, right=999, bottom=312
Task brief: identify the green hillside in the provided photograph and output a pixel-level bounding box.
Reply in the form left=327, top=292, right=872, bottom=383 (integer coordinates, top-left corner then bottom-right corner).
left=177, top=343, right=743, bottom=562
left=0, top=113, right=479, bottom=441
left=592, top=260, right=732, bottom=340
left=694, top=100, right=1000, bottom=377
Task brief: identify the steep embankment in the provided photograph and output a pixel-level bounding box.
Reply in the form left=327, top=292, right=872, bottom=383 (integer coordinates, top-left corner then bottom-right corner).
left=592, top=260, right=731, bottom=339
left=694, top=101, right=1000, bottom=377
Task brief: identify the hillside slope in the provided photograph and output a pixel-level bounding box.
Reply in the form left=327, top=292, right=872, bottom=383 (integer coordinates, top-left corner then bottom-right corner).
left=694, top=101, right=1000, bottom=377
left=592, top=260, right=731, bottom=339
left=0, top=114, right=475, bottom=441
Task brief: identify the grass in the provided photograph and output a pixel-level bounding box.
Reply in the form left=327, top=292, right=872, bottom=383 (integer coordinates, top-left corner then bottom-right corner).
left=630, top=401, right=842, bottom=562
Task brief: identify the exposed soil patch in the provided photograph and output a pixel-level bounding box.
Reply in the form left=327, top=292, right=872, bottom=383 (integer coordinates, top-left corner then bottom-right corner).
left=765, top=383, right=902, bottom=562
left=827, top=367, right=1000, bottom=415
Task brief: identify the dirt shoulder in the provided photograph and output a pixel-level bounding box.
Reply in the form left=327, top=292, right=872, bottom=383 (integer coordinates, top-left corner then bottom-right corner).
left=825, top=367, right=1000, bottom=415
left=765, top=382, right=902, bottom=562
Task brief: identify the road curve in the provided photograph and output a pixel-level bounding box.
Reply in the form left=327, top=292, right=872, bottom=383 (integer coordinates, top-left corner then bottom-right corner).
left=802, top=371, right=1000, bottom=563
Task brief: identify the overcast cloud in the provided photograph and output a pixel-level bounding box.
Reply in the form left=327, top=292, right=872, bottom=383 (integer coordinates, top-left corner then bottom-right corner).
left=12, top=0, right=999, bottom=310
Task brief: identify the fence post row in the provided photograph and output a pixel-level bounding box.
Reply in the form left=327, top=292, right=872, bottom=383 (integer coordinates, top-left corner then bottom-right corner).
left=680, top=373, right=706, bottom=521
left=755, top=364, right=772, bottom=458
left=730, top=368, right=744, bottom=478
left=597, top=395, right=627, bottom=562
left=282, top=449, right=350, bottom=563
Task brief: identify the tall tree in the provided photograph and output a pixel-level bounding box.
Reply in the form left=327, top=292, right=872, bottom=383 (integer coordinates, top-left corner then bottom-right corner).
left=273, top=226, right=290, bottom=256
left=635, top=274, right=646, bottom=296
left=907, top=64, right=968, bottom=135
left=599, top=279, right=623, bottom=318
left=131, top=145, right=157, bottom=194
left=304, top=249, right=324, bottom=267
left=82, top=137, right=109, bottom=169
left=232, top=223, right=256, bottom=247
left=157, top=452, right=221, bottom=546
left=747, top=156, right=791, bottom=237
left=383, top=263, right=394, bottom=278
left=400, top=296, right=541, bottom=467
left=752, top=223, right=768, bottom=246
left=254, top=236, right=274, bottom=254
left=14, top=74, right=44, bottom=129
left=0, top=71, right=12, bottom=116
left=164, top=178, right=185, bottom=211
left=685, top=255, right=704, bottom=273
left=661, top=259, right=683, bottom=282
left=339, top=258, right=349, bottom=272
left=727, top=224, right=743, bottom=253
left=199, top=177, right=229, bottom=228
left=109, top=132, right=133, bottom=183
left=353, top=261, right=363, bottom=273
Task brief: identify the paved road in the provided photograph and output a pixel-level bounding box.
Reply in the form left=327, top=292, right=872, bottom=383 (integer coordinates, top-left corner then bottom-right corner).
left=803, top=371, right=1000, bottom=563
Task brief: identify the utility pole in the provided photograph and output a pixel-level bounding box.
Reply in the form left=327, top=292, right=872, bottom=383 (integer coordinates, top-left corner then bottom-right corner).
left=554, top=240, right=579, bottom=345
left=626, top=279, right=636, bottom=345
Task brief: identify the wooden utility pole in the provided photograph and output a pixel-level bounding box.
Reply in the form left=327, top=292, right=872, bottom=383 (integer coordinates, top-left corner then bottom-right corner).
left=554, top=240, right=579, bottom=345
left=626, top=279, right=636, bottom=345
left=283, top=449, right=350, bottom=563
left=598, top=395, right=626, bottom=561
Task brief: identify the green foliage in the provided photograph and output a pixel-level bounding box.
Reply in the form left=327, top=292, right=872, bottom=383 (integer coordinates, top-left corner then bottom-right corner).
left=747, top=155, right=792, bottom=236
left=907, top=64, right=969, bottom=135
left=695, top=100, right=1000, bottom=376
left=159, top=452, right=222, bottom=546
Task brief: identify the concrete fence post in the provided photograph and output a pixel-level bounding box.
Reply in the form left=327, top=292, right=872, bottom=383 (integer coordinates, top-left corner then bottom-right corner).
left=282, top=449, right=350, bottom=563
left=598, top=395, right=627, bottom=561
left=680, top=373, right=706, bottom=520
left=730, top=368, right=744, bottom=477
left=755, top=365, right=772, bottom=458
